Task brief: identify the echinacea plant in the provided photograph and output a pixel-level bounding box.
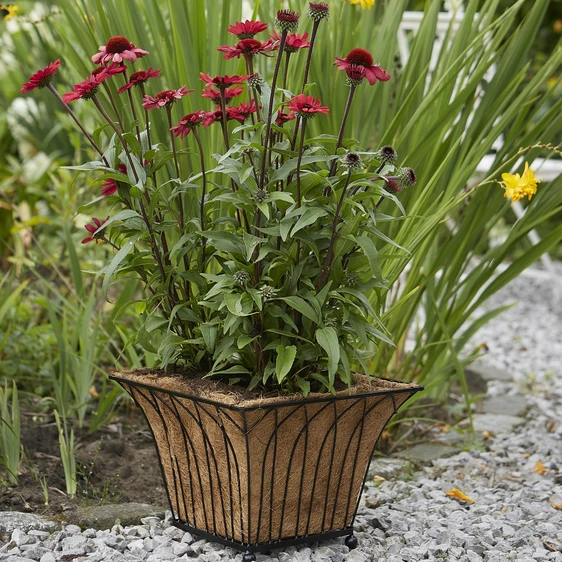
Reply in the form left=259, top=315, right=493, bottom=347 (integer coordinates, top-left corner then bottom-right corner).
left=23, top=5, right=422, bottom=395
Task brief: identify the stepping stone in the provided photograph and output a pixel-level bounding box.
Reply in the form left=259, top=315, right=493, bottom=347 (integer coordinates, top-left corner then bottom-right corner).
left=75, top=502, right=167, bottom=530
left=464, top=359, right=513, bottom=393
left=464, top=413, right=525, bottom=434
left=395, top=443, right=460, bottom=463
left=0, top=512, right=57, bottom=542
left=479, top=394, right=527, bottom=417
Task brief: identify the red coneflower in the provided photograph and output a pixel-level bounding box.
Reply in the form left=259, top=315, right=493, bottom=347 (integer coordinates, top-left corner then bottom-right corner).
left=217, top=38, right=275, bottom=60
left=62, top=75, right=105, bottom=103
left=270, top=32, right=310, bottom=53
left=117, top=67, right=161, bottom=94
left=21, top=59, right=61, bottom=93
left=308, top=2, right=330, bottom=21
left=170, top=111, right=205, bottom=138
left=287, top=94, right=328, bottom=118
left=199, top=73, right=249, bottom=89
left=234, top=100, right=259, bottom=118
left=201, top=86, right=244, bottom=104
left=100, top=163, right=128, bottom=196
left=275, top=110, right=295, bottom=126
left=227, top=20, right=268, bottom=39
left=275, top=10, right=300, bottom=32
left=334, top=48, right=390, bottom=85
left=142, top=86, right=193, bottom=110
left=202, top=107, right=246, bottom=128
left=91, top=35, right=148, bottom=65
left=91, top=62, right=127, bottom=81
left=82, top=217, right=109, bottom=244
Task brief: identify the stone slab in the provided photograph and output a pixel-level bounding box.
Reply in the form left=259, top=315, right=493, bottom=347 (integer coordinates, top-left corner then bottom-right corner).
left=0, top=513, right=57, bottom=542
left=463, top=413, right=525, bottom=434
left=479, top=394, right=528, bottom=417
left=395, top=443, right=460, bottom=463
left=74, top=503, right=167, bottom=530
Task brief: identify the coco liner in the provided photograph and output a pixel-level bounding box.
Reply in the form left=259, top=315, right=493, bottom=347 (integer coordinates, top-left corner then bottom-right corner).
left=110, top=371, right=422, bottom=557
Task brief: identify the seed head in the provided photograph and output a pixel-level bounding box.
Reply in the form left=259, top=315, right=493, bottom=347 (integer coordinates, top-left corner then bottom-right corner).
left=340, top=152, right=365, bottom=170
left=375, top=145, right=398, bottom=165
left=247, top=73, right=265, bottom=92
left=255, top=189, right=268, bottom=203
left=398, top=167, right=417, bottom=187
left=308, top=2, right=330, bottom=22
left=260, top=285, right=276, bottom=300
left=275, top=10, right=300, bottom=33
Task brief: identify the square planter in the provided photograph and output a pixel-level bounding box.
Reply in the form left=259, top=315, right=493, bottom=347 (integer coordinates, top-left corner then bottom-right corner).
left=110, top=371, right=422, bottom=559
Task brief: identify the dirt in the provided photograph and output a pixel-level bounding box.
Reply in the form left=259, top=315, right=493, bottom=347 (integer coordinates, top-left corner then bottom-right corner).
left=0, top=405, right=168, bottom=522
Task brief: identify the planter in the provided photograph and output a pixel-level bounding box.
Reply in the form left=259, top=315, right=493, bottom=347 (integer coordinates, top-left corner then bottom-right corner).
left=110, top=371, right=422, bottom=560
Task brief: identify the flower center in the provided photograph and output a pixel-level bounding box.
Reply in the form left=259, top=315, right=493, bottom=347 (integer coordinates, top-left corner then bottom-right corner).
left=346, top=48, right=374, bottom=67
left=129, top=71, right=147, bottom=82
left=155, top=90, right=174, bottom=100
left=105, top=36, right=134, bottom=54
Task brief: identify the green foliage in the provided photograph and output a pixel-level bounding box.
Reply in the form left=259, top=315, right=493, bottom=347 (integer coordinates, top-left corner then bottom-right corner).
left=54, top=410, right=77, bottom=498
left=0, top=381, right=21, bottom=484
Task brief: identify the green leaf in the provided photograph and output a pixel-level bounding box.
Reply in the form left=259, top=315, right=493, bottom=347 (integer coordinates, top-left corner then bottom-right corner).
left=279, top=296, right=320, bottom=324
left=100, top=234, right=140, bottom=300
left=291, top=207, right=329, bottom=237
left=355, top=236, right=384, bottom=282
left=315, top=327, right=340, bottom=386
left=275, top=344, right=297, bottom=384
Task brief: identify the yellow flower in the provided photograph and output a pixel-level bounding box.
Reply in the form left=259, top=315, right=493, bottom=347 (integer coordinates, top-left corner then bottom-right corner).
left=347, top=0, right=375, bottom=9
left=1, top=4, right=18, bottom=21
left=500, top=162, right=540, bottom=203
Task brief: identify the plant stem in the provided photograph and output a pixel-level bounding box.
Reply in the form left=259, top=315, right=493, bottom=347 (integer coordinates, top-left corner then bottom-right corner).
left=296, top=118, right=308, bottom=208
left=92, top=95, right=139, bottom=183
left=192, top=128, right=207, bottom=267
left=219, top=90, right=230, bottom=151
left=47, top=84, right=108, bottom=166
left=139, top=84, right=152, bottom=150
left=329, top=84, right=357, bottom=178
left=123, top=70, right=142, bottom=148
left=258, top=30, right=287, bottom=191
left=282, top=51, right=291, bottom=94
left=166, top=106, right=186, bottom=236
left=102, top=82, right=126, bottom=134
left=317, top=169, right=353, bottom=291
left=291, top=20, right=320, bottom=150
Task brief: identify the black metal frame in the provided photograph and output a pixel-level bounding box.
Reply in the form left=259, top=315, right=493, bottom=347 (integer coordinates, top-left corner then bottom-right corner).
left=110, top=373, right=422, bottom=560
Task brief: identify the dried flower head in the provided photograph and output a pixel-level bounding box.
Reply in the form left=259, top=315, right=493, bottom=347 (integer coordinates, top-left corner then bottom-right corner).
left=91, top=35, right=148, bottom=65
left=275, top=10, right=300, bottom=33
left=375, top=145, right=398, bottom=165
left=308, top=2, right=330, bottom=22
left=21, top=60, right=61, bottom=93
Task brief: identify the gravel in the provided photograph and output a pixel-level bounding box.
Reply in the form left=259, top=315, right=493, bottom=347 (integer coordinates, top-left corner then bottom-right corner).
left=1, top=265, right=561, bottom=561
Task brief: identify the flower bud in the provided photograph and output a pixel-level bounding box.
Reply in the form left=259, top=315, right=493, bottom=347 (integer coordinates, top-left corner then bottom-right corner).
left=255, top=189, right=267, bottom=203
left=260, top=285, right=276, bottom=300
left=340, top=152, right=365, bottom=170
left=398, top=167, right=416, bottom=187
left=343, top=272, right=359, bottom=288
left=233, top=270, right=251, bottom=285
left=247, top=73, right=265, bottom=92
left=375, top=145, right=398, bottom=165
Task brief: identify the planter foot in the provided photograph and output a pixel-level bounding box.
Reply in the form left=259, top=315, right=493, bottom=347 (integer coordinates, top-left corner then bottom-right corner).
left=242, top=553, right=256, bottom=562
left=345, top=534, right=359, bottom=550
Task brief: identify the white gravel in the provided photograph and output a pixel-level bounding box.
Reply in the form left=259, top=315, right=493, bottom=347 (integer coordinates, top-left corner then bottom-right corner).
left=1, top=264, right=561, bottom=561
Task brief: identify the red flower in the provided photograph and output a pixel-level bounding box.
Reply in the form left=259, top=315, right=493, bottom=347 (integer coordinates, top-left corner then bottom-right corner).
left=287, top=94, right=329, bottom=118
left=91, top=35, right=148, bottom=65
left=217, top=39, right=275, bottom=60
left=170, top=111, right=205, bottom=138
left=82, top=217, right=109, bottom=244
left=270, top=32, right=310, bottom=53
left=334, top=48, right=390, bottom=85
left=62, top=75, right=104, bottom=103
left=201, top=86, right=244, bottom=104
left=234, top=100, right=259, bottom=117
left=117, top=67, right=160, bottom=94
left=275, top=110, right=295, bottom=126
left=100, top=163, right=127, bottom=196
left=142, top=86, right=193, bottom=110
left=228, top=20, right=268, bottom=39
left=275, top=10, right=300, bottom=33
left=202, top=107, right=246, bottom=128
left=199, top=73, right=249, bottom=89
left=21, top=59, right=61, bottom=93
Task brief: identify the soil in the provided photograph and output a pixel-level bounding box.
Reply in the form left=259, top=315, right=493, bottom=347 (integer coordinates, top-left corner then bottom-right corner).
left=0, top=404, right=168, bottom=521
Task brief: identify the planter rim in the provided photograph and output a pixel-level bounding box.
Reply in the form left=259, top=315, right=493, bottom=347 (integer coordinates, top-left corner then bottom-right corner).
left=110, top=370, right=424, bottom=412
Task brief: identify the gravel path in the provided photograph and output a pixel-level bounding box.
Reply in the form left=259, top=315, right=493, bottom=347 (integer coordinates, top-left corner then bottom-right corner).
left=1, top=266, right=561, bottom=561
